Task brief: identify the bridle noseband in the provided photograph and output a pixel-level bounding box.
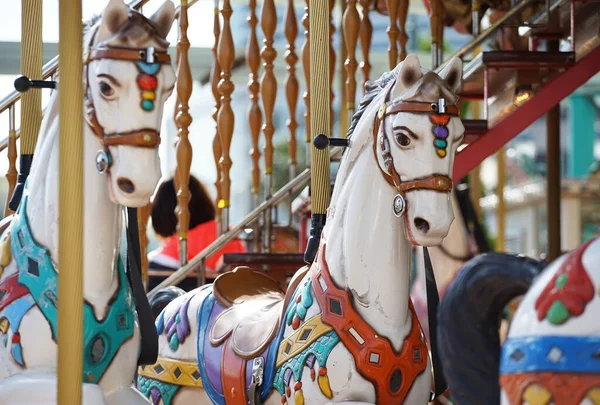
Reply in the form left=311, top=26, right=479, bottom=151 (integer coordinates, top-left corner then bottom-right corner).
left=83, top=27, right=172, bottom=173
left=373, top=86, right=459, bottom=217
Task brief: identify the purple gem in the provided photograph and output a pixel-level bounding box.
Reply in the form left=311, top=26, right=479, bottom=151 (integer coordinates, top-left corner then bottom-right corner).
left=433, top=126, right=449, bottom=139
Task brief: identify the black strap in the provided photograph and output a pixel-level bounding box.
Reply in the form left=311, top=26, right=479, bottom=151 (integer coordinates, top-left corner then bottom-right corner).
left=125, top=207, right=159, bottom=366
left=423, top=246, right=447, bottom=400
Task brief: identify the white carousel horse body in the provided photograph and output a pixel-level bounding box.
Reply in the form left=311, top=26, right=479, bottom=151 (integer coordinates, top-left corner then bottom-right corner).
left=140, top=54, right=464, bottom=405
left=0, top=0, right=175, bottom=403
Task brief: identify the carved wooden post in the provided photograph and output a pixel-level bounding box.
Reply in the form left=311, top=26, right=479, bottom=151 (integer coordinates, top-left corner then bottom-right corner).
left=211, top=0, right=223, bottom=235
left=359, top=0, right=373, bottom=90
left=4, top=106, right=17, bottom=217
left=302, top=0, right=311, bottom=164
left=137, top=203, right=151, bottom=290
left=398, top=0, right=409, bottom=62
left=343, top=0, right=360, bottom=122
left=284, top=0, right=299, bottom=181
left=175, top=0, right=194, bottom=266
left=217, top=0, right=235, bottom=232
left=261, top=0, right=277, bottom=252
left=385, top=0, right=399, bottom=69
left=248, top=0, right=263, bottom=209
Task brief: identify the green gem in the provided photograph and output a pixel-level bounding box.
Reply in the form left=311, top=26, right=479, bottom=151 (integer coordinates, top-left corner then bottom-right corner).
left=169, top=334, right=179, bottom=351
left=434, top=139, right=447, bottom=149
left=555, top=273, right=568, bottom=289
left=142, top=99, right=154, bottom=111
left=547, top=300, right=569, bottom=325
left=175, top=313, right=181, bottom=324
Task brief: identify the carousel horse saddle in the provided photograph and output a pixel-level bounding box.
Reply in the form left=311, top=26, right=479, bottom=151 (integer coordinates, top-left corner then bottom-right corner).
left=210, top=266, right=308, bottom=359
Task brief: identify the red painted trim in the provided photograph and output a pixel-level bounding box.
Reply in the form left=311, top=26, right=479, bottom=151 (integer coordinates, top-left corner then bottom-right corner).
left=453, top=44, right=600, bottom=182
left=0, top=274, right=29, bottom=312
left=221, top=339, right=248, bottom=405
left=310, top=240, right=428, bottom=404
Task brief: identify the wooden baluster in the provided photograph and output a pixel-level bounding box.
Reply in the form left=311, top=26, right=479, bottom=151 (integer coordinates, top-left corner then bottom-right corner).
left=211, top=0, right=223, bottom=236
left=430, top=0, right=444, bottom=69
left=385, top=0, right=399, bottom=69
left=343, top=0, right=360, bottom=122
left=359, top=0, right=373, bottom=90
left=302, top=0, right=310, bottom=163
left=137, top=203, right=151, bottom=290
left=4, top=106, right=17, bottom=217
left=329, top=0, right=336, bottom=129
left=175, top=0, right=194, bottom=266
left=398, top=0, right=409, bottom=62
left=217, top=0, right=235, bottom=232
left=260, top=0, right=277, bottom=252
left=248, top=0, right=263, bottom=210
left=284, top=0, right=299, bottom=181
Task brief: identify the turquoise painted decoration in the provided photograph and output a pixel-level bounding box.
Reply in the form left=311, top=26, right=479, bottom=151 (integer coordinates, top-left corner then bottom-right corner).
left=10, top=185, right=136, bottom=383
left=136, top=61, right=161, bottom=75
left=138, top=375, right=181, bottom=405
left=142, top=100, right=154, bottom=111
left=2, top=295, right=35, bottom=366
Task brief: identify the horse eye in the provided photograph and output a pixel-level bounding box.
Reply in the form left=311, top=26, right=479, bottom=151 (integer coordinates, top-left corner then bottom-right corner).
left=99, top=82, right=114, bottom=97
left=396, top=133, right=411, bottom=147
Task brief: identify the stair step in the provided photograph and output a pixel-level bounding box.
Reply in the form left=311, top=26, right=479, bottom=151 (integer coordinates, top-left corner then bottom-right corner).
left=482, top=51, right=575, bottom=69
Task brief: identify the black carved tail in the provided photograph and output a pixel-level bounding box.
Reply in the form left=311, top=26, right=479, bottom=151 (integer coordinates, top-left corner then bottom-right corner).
left=437, top=253, right=546, bottom=405
left=148, top=286, right=186, bottom=319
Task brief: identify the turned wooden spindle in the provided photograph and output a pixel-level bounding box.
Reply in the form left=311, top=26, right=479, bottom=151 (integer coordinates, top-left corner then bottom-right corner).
left=210, top=0, right=223, bottom=235
left=284, top=0, right=299, bottom=179
left=217, top=0, right=236, bottom=231
left=4, top=106, right=17, bottom=216
left=398, top=0, right=409, bottom=62
left=385, top=0, right=400, bottom=69
left=137, top=203, right=151, bottom=290
left=302, top=0, right=311, bottom=149
left=359, top=0, right=373, bottom=90
left=343, top=0, right=360, bottom=119
left=261, top=0, right=277, bottom=251
left=175, top=0, right=194, bottom=266
left=248, top=0, right=263, bottom=208
left=429, top=0, right=445, bottom=68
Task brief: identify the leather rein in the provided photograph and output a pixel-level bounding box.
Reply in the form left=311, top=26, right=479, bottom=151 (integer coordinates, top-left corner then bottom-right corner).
left=83, top=28, right=171, bottom=150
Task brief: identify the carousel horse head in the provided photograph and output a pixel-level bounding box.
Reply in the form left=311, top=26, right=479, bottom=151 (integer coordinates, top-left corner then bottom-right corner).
left=349, top=54, right=464, bottom=246
left=84, top=0, right=176, bottom=206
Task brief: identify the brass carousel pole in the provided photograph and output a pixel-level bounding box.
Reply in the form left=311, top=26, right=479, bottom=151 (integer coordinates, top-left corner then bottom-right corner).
left=304, top=0, right=332, bottom=263
left=57, top=0, right=85, bottom=402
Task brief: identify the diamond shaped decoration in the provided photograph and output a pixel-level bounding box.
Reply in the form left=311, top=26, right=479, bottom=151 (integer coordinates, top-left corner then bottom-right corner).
left=27, top=258, right=39, bottom=277
left=547, top=346, right=563, bottom=363
left=0, top=290, right=6, bottom=302
left=510, top=349, right=525, bottom=362
left=173, top=367, right=182, bottom=379
left=298, top=328, right=312, bottom=342
left=192, top=370, right=201, bottom=380
left=118, top=314, right=127, bottom=328
left=413, top=348, right=421, bottom=361
left=153, top=364, right=165, bottom=374
left=369, top=352, right=380, bottom=364
left=284, top=342, right=292, bottom=354
left=329, top=298, right=342, bottom=316
left=17, top=230, right=25, bottom=248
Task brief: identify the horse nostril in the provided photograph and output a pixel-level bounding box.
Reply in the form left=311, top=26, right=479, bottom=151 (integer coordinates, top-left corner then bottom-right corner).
left=414, top=217, right=430, bottom=234
left=117, top=177, right=135, bottom=194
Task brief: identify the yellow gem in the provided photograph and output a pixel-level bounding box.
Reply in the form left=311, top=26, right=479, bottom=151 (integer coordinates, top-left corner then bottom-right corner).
left=378, top=104, right=387, bottom=119
left=317, top=375, right=333, bottom=399
left=142, top=91, right=155, bottom=101
left=436, top=149, right=447, bottom=158
left=0, top=232, right=11, bottom=268
left=294, top=389, right=304, bottom=405
left=587, top=387, right=600, bottom=404
left=144, top=134, right=152, bottom=143
left=0, top=318, right=9, bottom=334
left=523, top=384, right=552, bottom=405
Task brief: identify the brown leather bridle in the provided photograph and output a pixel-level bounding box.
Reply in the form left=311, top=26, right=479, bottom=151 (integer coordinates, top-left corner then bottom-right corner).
left=373, top=85, right=458, bottom=217
left=83, top=29, right=172, bottom=150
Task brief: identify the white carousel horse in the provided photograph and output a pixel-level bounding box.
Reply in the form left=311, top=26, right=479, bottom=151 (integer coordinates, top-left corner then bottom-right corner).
left=138, top=53, right=465, bottom=405
left=438, top=236, right=600, bottom=404
left=0, top=0, right=175, bottom=403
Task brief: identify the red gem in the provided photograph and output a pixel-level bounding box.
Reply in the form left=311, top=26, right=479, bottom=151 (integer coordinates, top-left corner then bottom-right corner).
left=294, top=381, right=302, bottom=390
left=12, top=332, right=20, bottom=344
left=281, top=396, right=287, bottom=404
left=318, top=367, right=327, bottom=376
left=291, top=315, right=300, bottom=330
left=286, top=386, right=291, bottom=397
left=137, top=75, right=158, bottom=91
left=310, top=368, right=316, bottom=381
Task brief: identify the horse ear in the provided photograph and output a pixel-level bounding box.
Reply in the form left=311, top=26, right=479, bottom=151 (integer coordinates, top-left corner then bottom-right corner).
left=439, top=57, right=463, bottom=94
left=96, top=0, right=129, bottom=43
left=150, top=1, right=176, bottom=39
left=391, top=54, right=423, bottom=99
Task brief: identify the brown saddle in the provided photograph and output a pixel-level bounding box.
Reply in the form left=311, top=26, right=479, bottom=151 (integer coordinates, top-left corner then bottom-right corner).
left=210, top=265, right=309, bottom=359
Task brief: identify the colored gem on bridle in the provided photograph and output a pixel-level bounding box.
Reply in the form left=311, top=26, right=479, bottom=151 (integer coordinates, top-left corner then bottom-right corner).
left=373, top=85, right=459, bottom=217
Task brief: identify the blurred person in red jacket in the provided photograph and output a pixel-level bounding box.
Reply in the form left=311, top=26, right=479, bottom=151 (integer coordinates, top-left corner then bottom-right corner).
left=148, top=175, right=245, bottom=291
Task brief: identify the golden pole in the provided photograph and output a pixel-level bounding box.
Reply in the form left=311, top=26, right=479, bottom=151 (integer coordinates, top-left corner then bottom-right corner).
left=57, top=0, right=84, bottom=402
left=304, top=0, right=332, bottom=262
left=496, top=146, right=505, bottom=252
